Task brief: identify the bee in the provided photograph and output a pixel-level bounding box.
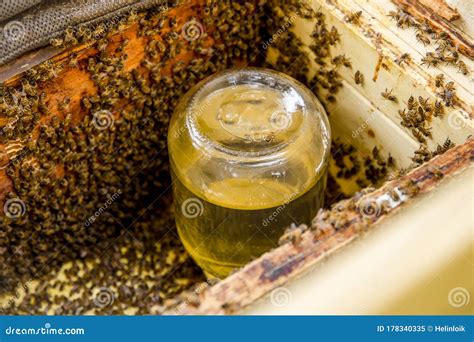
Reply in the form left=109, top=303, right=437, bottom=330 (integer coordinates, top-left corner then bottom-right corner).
left=76, top=25, right=92, bottom=40
left=417, top=105, right=426, bottom=119
left=418, top=96, right=429, bottom=108
left=395, top=10, right=415, bottom=28
left=445, top=81, right=455, bottom=91
left=387, top=154, right=396, bottom=167
left=345, top=11, right=362, bottom=25
left=442, top=138, right=452, bottom=149
left=58, top=97, right=71, bottom=112
left=332, top=55, right=352, bottom=68
left=387, top=10, right=399, bottom=21
left=381, top=88, right=398, bottom=102
left=421, top=52, right=439, bottom=67
left=354, top=70, right=364, bottom=85
left=411, top=153, right=425, bottom=165
left=399, top=108, right=408, bottom=120
left=92, top=23, right=106, bottom=39
left=395, top=53, right=411, bottom=65
left=413, top=143, right=431, bottom=159
left=63, top=27, right=78, bottom=46
left=433, top=101, right=444, bottom=117
left=411, top=128, right=426, bottom=144
left=442, top=53, right=458, bottom=64
left=416, top=33, right=430, bottom=46
left=68, top=52, right=79, bottom=68
left=431, top=168, right=444, bottom=179
left=418, top=124, right=432, bottom=138
left=436, top=31, right=450, bottom=42
left=328, top=26, right=340, bottom=45
left=441, top=89, right=455, bottom=106
left=434, top=74, right=444, bottom=87
left=416, top=19, right=434, bottom=34
left=278, top=224, right=304, bottom=246
left=437, top=137, right=455, bottom=153
left=82, top=98, right=92, bottom=109
left=457, top=61, right=469, bottom=75
left=438, top=81, right=456, bottom=107
left=50, top=38, right=64, bottom=48
left=407, top=95, right=416, bottom=110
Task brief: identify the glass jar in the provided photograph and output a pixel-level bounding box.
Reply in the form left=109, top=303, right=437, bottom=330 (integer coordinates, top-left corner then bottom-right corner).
left=168, top=67, right=331, bottom=278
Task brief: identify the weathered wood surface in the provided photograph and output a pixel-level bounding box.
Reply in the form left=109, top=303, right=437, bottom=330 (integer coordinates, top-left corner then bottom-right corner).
left=393, top=0, right=473, bottom=57
left=418, top=0, right=459, bottom=21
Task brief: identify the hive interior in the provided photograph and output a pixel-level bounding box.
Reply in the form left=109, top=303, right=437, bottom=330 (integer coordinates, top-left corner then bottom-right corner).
left=0, top=0, right=468, bottom=314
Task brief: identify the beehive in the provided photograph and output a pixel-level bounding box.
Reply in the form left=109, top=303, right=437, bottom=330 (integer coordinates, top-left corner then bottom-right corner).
left=0, top=0, right=472, bottom=314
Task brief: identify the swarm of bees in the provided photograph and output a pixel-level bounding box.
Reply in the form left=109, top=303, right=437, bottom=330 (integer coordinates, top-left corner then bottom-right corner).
left=330, top=140, right=395, bottom=191
left=388, top=9, right=469, bottom=76
left=411, top=138, right=455, bottom=165
left=305, top=12, right=345, bottom=101
left=399, top=95, right=441, bottom=144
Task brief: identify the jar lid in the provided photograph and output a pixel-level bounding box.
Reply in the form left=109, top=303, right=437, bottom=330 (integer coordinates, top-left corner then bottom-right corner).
left=182, top=68, right=330, bottom=164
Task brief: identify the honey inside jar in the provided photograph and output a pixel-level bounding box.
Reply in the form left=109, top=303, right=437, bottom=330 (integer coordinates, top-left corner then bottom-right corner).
left=168, top=68, right=331, bottom=278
